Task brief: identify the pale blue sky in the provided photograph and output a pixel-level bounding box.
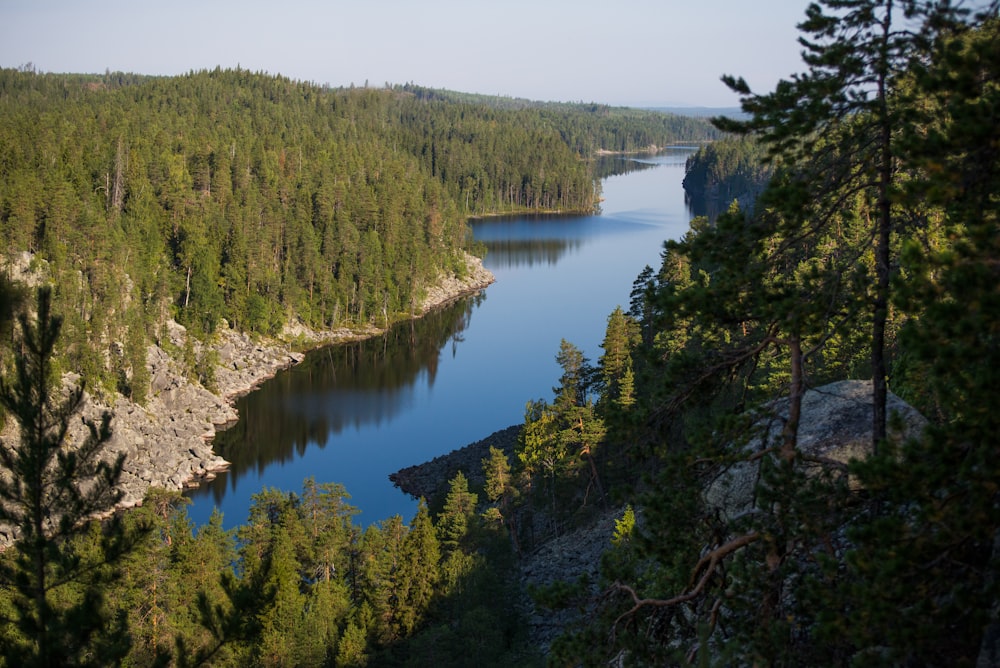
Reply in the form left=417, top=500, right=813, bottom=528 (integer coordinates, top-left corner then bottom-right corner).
left=0, top=0, right=810, bottom=107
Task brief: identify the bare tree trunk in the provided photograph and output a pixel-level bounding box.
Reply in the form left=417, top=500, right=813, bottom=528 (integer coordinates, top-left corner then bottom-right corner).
left=872, top=127, right=891, bottom=456
left=111, top=136, right=126, bottom=216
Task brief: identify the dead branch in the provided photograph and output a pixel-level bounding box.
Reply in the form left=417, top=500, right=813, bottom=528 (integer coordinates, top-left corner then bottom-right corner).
left=609, top=531, right=760, bottom=641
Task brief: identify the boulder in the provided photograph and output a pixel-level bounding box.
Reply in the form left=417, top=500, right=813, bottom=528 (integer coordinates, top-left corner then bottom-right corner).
left=704, top=380, right=927, bottom=521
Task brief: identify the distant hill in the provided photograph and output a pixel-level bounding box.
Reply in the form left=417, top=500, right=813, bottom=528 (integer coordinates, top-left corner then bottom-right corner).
left=650, top=106, right=747, bottom=120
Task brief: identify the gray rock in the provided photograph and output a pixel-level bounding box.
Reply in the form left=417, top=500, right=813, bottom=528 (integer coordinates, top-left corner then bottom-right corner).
left=705, top=380, right=927, bottom=521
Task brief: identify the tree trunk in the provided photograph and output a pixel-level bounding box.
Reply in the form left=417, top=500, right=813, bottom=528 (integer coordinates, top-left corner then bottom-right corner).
left=872, top=1, right=893, bottom=455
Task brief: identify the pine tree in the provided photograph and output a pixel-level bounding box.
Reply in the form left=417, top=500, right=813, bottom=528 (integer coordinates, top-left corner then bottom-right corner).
left=437, top=471, right=478, bottom=552
left=481, top=445, right=519, bottom=553
left=716, top=0, right=993, bottom=450
left=596, top=306, right=639, bottom=411
left=397, top=500, right=441, bottom=636
left=552, top=339, right=590, bottom=413
left=0, top=287, right=129, bottom=666
left=828, top=17, right=1000, bottom=663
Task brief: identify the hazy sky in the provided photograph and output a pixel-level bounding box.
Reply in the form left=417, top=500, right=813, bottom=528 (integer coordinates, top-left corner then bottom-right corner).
left=1, top=0, right=810, bottom=107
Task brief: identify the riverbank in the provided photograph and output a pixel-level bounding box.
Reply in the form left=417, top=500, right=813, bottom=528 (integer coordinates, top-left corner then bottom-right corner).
left=47, top=252, right=494, bottom=525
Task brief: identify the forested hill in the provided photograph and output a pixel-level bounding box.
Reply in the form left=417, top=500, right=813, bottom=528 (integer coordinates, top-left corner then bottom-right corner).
left=0, top=67, right=718, bottom=398
left=395, top=83, right=725, bottom=153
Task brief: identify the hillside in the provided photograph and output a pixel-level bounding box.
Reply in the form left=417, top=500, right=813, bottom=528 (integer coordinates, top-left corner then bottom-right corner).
left=0, top=67, right=719, bottom=404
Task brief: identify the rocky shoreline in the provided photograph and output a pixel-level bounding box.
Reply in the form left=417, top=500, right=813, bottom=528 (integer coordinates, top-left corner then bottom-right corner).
left=390, top=424, right=522, bottom=506
left=14, top=252, right=494, bottom=533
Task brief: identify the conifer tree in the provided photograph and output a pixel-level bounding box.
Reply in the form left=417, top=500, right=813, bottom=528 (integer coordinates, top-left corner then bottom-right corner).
left=398, top=500, right=440, bottom=635
left=715, top=0, right=995, bottom=449
left=437, top=471, right=478, bottom=552
left=0, top=287, right=128, bottom=666
left=481, top=445, right=519, bottom=553
left=829, top=17, right=1000, bottom=663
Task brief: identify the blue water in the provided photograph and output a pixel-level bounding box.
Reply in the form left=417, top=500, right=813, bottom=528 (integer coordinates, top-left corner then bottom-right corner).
left=184, top=150, right=696, bottom=527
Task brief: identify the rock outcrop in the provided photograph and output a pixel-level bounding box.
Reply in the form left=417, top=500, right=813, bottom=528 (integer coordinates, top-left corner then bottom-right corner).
left=518, top=505, right=624, bottom=654
left=88, top=328, right=309, bottom=510
left=418, top=253, right=495, bottom=314
left=704, top=379, right=927, bottom=520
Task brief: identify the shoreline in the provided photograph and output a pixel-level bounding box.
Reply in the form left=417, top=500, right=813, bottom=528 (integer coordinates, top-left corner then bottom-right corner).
left=71, top=253, right=495, bottom=519
left=390, top=424, right=522, bottom=506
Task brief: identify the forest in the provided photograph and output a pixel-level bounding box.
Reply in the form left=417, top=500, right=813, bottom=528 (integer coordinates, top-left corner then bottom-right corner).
left=680, top=134, right=772, bottom=218
left=0, top=67, right=715, bottom=402
left=1, top=0, right=999, bottom=665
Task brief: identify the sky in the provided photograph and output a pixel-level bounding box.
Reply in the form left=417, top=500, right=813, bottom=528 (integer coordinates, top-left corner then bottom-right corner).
left=1, top=0, right=810, bottom=108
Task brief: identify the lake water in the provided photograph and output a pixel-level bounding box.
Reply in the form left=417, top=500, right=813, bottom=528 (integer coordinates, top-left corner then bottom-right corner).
left=185, top=149, right=697, bottom=527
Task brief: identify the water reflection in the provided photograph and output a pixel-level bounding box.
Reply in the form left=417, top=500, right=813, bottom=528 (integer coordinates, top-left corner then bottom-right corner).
left=473, top=214, right=592, bottom=268
left=593, top=154, right=661, bottom=180
left=479, top=238, right=583, bottom=268
left=473, top=156, right=682, bottom=269
left=472, top=214, right=642, bottom=270
left=685, top=190, right=730, bottom=222
left=190, top=295, right=483, bottom=506
left=184, top=148, right=700, bottom=526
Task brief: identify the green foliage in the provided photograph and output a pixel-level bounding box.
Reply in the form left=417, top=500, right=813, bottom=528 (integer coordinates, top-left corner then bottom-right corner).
left=534, top=5, right=1000, bottom=667
left=611, top=505, right=635, bottom=548
left=396, top=83, right=723, bottom=153
left=0, top=287, right=141, bottom=666
left=437, top=471, right=479, bottom=551
left=3, top=472, right=537, bottom=667
left=681, top=135, right=772, bottom=216
left=827, top=17, right=1000, bottom=664
left=0, top=69, right=705, bottom=400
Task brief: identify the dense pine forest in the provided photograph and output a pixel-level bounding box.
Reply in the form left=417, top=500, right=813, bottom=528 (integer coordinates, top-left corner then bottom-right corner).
left=0, top=66, right=715, bottom=401
left=1, top=1, right=999, bottom=666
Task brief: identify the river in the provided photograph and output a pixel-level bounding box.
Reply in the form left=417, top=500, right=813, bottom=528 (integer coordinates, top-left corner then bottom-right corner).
left=185, top=148, right=697, bottom=527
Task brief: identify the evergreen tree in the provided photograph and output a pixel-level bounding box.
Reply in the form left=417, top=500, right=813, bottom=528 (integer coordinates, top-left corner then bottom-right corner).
left=716, top=0, right=992, bottom=449
left=827, top=17, right=1000, bottom=663
left=552, top=338, right=591, bottom=412
left=437, top=471, right=478, bottom=552
left=397, top=500, right=440, bottom=636
left=0, top=287, right=130, bottom=666
left=481, top=445, right=519, bottom=553
left=517, top=399, right=564, bottom=521
left=252, top=526, right=307, bottom=666
left=596, top=306, right=639, bottom=412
